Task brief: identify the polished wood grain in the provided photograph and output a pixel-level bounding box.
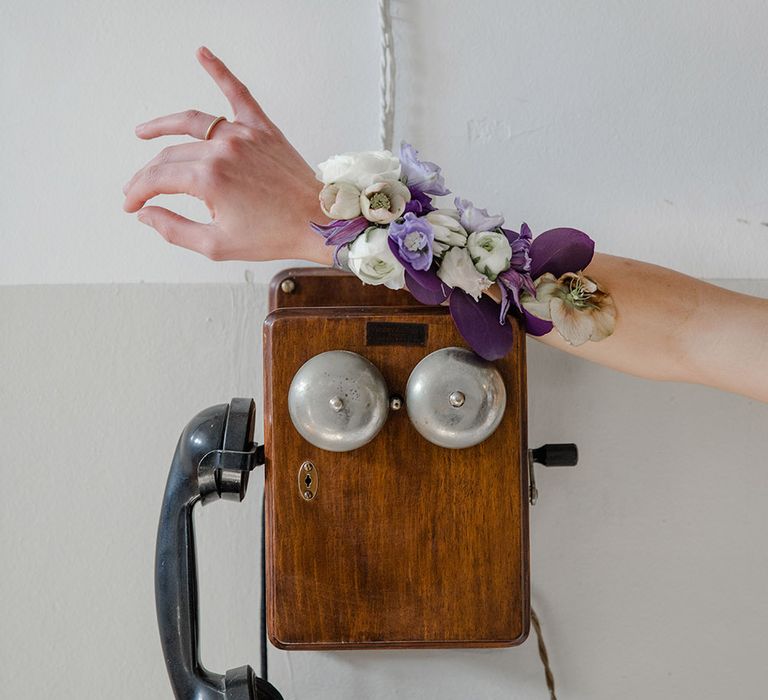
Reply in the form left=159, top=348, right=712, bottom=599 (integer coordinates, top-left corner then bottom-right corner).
left=263, top=269, right=529, bottom=650
left=269, top=266, right=424, bottom=310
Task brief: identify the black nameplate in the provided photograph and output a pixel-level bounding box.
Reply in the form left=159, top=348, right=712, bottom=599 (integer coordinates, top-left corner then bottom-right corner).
left=366, top=322, right=427, bottom=346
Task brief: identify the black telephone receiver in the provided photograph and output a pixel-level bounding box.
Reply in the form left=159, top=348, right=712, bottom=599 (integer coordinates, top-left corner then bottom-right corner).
left=155, top=398, right=282, bottom=700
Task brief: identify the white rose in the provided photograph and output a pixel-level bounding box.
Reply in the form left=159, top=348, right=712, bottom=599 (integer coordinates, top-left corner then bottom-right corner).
left=317, top=150, right=402, bottom=190
left=360, top=178, right=411, bottom=224
left=347, top=227, right=406, bottom=290
left=436, top=246, right=492, bottom=300
left=425, top=209, right=468, bottom=256
left=319, top=182, right=362, bottom=220
left=466, top=230, right=512, bottom=281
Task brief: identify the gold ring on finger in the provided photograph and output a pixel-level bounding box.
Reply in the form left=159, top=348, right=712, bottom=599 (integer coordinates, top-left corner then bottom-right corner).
left=204, top=115, right=227, bottom=140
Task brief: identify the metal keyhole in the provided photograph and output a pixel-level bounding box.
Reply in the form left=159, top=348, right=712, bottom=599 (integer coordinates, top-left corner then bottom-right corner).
left=299, top=461, right=318, bottom=500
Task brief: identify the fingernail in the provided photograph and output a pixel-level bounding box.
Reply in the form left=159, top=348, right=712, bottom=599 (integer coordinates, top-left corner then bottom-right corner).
left=200, top=46, right=214, bottom=59
left=137, top=211, right=149, bottom=224
left=135, top=122, right=146, bottom=133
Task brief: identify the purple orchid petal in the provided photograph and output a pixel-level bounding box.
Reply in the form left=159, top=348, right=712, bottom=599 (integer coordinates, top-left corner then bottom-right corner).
left=522, top=273, right=537, bottom=298
left=511, top=245, right=532, bottom=272
left=497, top=271, right=521, bottom=318
left=405, top=271, right=450, bottom=305
left=522, top=309, right=554, bottom=336
left=501, top=225, right=532, bottom=272
left=403, top=199, right=423, bottom=216
left=310, top=216, right=369, bottom=247
left=498, top=282, right=510, bottom=324
left=498, top=268, right=536, bottom=316
left=404, top=188, right=436, bottom=215
left=529, top=227, right=595, bottom=279
left=399, top=141, right=451, bottom=197
left=332, top=244, right=346, bottom=268
left=309, top=217, right=353, bottom=235
left=499, top=263, right=547, bottom=334
left=449, top=291, right=514, bottom=361
left=453, top=196, right=504, bottom=233
left=308, top=219, right=336, bottom=233
left=500, top=227, right=520, bottom=245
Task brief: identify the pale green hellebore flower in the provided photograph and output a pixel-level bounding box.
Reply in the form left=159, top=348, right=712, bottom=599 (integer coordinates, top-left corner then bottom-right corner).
left=521, top=271, right=616, bottom=346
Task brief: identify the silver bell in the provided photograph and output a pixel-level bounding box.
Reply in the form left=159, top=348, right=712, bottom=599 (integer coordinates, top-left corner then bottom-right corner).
left=288, top=350, right=389, bottom=452
left=405, top=347, right=506, bottom=449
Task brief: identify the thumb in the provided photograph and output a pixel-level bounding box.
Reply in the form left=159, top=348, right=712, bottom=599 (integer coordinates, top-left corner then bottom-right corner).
left=137, top=206, right=221, bottom=260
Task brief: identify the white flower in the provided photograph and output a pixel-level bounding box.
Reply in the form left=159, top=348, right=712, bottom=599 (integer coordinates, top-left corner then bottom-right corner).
left=360, top=178, right=411, bottom=224
left=425, top=209, right=468, bottom=256
left=317, top=150, right=401, bottom=190
left=519, top=274, right=560, bottom=321
left=520, top=271, right=616, bottom=346
left=436, top=246, right=492, bottom=300
left=347, top=227, right=406, bottom=290
left=466, top=230, right=512, bottom=281
left=319, top=182, right=362, bottom=220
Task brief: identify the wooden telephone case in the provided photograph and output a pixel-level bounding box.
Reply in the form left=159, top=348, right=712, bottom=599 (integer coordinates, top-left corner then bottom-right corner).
left=263, top=268, right=530, bottom=650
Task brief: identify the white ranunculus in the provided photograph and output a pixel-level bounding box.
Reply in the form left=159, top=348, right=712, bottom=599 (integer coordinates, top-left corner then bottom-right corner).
left=425, top=209, right=468, bottom=256
left=317, top=150, right=402, bottom=190
left=431, top=241, right=450, bottom=257
left=360, top=178, right=411, bottom=224
left=436, top=246, right=492, bottom=300
left=347, top=227, right=406, bottom=290
left=319, top=182, right=362, bottom=220
left=466, top=230, right=512, bottom=281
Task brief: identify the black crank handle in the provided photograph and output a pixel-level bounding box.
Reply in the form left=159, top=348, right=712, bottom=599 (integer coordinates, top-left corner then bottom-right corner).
left=154, top=399, right=283, bottom=700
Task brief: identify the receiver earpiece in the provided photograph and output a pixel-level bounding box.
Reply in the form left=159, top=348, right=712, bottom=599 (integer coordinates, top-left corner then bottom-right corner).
left=288, top=350, right=390, bottom=452
left=405, top=347, right=506, bottom=448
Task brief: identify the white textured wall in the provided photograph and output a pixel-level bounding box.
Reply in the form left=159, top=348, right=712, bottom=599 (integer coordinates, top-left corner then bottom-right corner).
left=2, top=1, right=767, bottom=699
left=2, top=0, right=768, bottom=283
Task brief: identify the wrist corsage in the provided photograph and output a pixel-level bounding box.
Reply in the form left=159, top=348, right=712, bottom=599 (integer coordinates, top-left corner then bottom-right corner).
left=310, top=141, right=616, bottom=360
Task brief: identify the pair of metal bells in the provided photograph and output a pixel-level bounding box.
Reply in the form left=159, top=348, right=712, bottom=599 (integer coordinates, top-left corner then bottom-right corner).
left=287, top=347, right=507, bottom=452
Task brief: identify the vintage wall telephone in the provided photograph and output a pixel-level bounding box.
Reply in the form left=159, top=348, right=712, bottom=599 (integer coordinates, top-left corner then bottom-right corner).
left=155, top=267, right=578, bottom=699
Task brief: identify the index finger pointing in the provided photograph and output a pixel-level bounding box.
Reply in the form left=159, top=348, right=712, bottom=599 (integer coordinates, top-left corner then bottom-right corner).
left=196, top=46, right=272, bottom=128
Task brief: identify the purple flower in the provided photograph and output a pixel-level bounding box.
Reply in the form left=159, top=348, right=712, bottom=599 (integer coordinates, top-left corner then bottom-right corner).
left=497, top=268, right=537, bottom=322
left=454, top=197, right=504, bottom=233
left=310, top=215, right=369, bottom=266
left=502, top=223, right=533, bottom=272
left=403, top=189, right=437, bottom=216
left=388, top=212, right=434, bottom=271
left=399, top=141, right=451, bottom=197
left=493, top=222, right=536, bottom=323
left=310, top=216, right=368, bottom=245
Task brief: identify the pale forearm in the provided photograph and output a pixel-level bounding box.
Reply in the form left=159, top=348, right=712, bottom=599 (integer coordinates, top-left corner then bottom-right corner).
left=532, top=252, right=768, bottom=403
left=125, top=48, right=766, bottom=403
left=292, top=183, right=334, bottom=265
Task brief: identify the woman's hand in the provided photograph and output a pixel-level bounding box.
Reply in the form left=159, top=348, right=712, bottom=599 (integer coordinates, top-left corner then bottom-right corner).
left=123, top=46, right=333, bottom=265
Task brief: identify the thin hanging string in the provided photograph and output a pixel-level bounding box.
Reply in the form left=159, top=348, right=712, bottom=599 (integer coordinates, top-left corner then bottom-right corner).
left=530, top=608, right=558, bottom=699
left=376, top=3, right=557, bottom=697
left=378, top=0, right=395, bottom=151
